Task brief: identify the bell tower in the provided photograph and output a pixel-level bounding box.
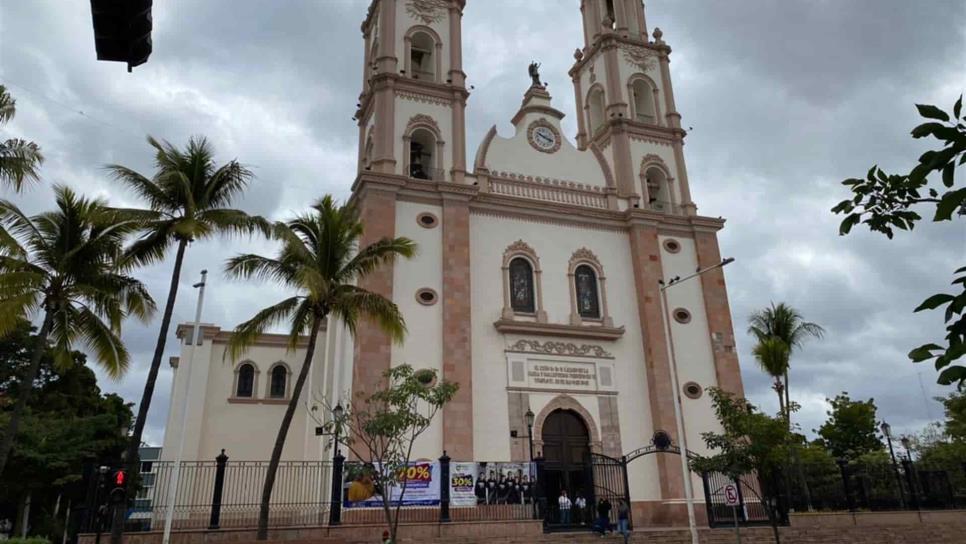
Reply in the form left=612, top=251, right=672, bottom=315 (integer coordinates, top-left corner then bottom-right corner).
left=570, top=0, right=697, bottom=215
left=357, top=0, right=469, bottom=184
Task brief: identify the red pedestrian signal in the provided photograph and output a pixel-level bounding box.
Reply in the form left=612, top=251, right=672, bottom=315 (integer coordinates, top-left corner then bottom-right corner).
left=114, top=470, right=126, bottom=487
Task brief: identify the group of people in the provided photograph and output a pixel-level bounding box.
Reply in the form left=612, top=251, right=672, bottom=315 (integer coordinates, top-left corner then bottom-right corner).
left=557, top=490, right=630, bottom=537
left=473, top=470, right=534, bottom=505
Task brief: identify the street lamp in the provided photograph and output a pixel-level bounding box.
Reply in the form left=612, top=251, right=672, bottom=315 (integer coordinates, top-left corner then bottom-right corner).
left=332, top=403, right=345, bottom=455
left=659, top=257, right=735, bottom=544
left=880, top=422, right=905, bottom=508
left=525, top=409, right=535, bottom=462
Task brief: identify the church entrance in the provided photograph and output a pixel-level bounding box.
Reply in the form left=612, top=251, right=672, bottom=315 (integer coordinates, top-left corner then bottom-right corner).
left=541, top=409, right=592, bottom=527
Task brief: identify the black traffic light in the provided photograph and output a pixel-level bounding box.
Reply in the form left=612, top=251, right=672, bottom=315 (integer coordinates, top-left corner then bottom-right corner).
left=89, top=0, right=153, bottom=72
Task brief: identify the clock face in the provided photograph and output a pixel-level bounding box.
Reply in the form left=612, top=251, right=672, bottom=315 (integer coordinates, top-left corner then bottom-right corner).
left=531, top=126, right=558, bottom=151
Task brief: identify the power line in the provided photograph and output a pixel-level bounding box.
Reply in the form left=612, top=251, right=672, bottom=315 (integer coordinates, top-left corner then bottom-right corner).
left=1, top=78, right=150, bottom=141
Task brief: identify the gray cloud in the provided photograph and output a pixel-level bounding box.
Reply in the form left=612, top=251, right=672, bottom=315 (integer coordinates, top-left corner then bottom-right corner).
left=1, top=0, right=963, bottom=448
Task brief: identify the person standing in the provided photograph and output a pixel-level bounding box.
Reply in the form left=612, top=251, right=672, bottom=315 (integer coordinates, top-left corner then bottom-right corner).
left=558, top=490, right=572, bottom=525
left=574, top=492, right=587, bottom=525
left=486, top=471, right=498, bottom=505
left=617, top=499, right=630, bottom=540
left=475, top=472, right=487, bottom=505
left=594, top=498, right=612, bottom=535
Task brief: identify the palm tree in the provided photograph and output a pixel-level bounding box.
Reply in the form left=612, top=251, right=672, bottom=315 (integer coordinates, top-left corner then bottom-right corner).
left=106, top=136, right=270, bottom=518
left=0, top=186, right=156, bottom=474
left=224, top=195, right=415, bottom=540
left=752, top=336, right=790, bottom=420
left=0, top=85, right=44, bottom=191
left=748, top=302, right=825, bottom=427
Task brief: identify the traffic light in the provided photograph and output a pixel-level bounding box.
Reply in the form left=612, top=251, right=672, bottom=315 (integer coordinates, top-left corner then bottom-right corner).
left=114, top=469, right=126, bottom=487
left=89, top=0, right=153, bottom=71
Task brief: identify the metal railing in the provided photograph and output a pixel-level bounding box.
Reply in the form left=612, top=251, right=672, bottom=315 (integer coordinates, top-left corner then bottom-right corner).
left=123, top=458, right=333, bottom=532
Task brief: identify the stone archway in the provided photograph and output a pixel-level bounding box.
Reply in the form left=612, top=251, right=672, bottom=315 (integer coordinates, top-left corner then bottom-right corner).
left=532, top=395, right=602, bottom=456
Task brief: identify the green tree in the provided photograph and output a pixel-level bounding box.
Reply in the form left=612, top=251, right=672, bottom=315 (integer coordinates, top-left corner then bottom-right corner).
left=0, top=85, right=44, bottom=192
left=939, top=390, right=966, bottom=442
left=815, top=393, right=883, bottom=460
left=691, top=388, right=792, bottom=544
left=832, top=96, right=966, bottom=386
left=107, top=136, right=269, bottom=543
left=0, top=318, right=132, bottom=538
left=752, top=336, right=790, bottom=420
left=748, top=302, right=825, bottom=429
left=0, top=186, right=155, bottom=476
left=324, top=365, right=457, bottom=544
left=224, top=195, right=415, bottom=540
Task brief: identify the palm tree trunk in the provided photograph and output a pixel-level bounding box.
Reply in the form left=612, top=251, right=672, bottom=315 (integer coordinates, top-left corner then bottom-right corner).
left=256, top=316, right=322, bottom=541
left=0, top=311, right=53, bottom=475
left=111, top=238, right=188, bottom=544
left=783, top=370, right=791, bottom=431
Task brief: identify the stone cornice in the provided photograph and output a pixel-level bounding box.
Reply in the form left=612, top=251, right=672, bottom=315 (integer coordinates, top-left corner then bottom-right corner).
left=494, top=319, right=625, bottom=341
left=570, top=34, right=667, bottom=77
left=175, top=323, right=322, bottom=349
left=506, top=338, right=615, bottom=359
left=511, top=104, right=566, bottom=126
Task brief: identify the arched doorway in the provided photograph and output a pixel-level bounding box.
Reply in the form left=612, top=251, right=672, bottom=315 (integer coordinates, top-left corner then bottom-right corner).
left=542, top=409, right=592, bottom=507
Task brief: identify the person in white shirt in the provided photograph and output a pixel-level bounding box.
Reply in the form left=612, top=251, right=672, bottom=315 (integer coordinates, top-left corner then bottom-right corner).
left=558, top=489, right=573, bottom=525
left=574, top=493, right=587, bottom=525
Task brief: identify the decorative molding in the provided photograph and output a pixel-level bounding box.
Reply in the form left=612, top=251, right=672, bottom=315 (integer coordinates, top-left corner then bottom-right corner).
left=621, top=43, right=658, bottom=72
left=397, top=90, right=452, bottom=108
left=640, top=153, right=669, bottom=172
left=493, top=319, right=625, bottom=341
left=406, top=113, right=441, bottom=137
left=568, top=247, right=603, bottom=273
left=491, top=171, right=606, bottom=193
left=406, top=0, right=448, bottom=24
left=506, top=339, right=614, bottom=359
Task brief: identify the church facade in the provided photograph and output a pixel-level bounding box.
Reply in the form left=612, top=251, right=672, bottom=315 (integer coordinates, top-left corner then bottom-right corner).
left=161, top=0, right=745, bottom=526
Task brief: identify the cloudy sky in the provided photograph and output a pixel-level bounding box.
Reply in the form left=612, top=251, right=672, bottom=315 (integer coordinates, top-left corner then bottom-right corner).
left=1, top=1, right=964, bottom=448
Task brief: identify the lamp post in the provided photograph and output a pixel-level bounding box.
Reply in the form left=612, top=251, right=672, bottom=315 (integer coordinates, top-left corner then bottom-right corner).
left=880, top=422, right=905, bottom=509
left=659, top=257, right=735, bottom=544
left=162, top=270, right=208, bottom=544
left=525, top=409, right=535, bottom=462
left=328, top=403, right=345, bottom=526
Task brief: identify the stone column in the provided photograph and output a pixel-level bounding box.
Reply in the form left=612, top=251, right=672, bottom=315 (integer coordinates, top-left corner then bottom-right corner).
left=441, top=191, right=474, bottom=461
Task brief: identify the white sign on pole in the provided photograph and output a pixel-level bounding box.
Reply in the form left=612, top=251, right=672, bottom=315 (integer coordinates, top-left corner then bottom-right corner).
left=724, top=483, right=740, bottom=507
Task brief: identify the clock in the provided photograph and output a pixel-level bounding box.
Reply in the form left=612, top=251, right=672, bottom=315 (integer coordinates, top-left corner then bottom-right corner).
left=527, top=120, right=561, bottom=154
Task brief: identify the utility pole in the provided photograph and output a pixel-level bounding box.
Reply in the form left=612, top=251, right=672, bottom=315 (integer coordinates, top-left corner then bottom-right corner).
left=161, top=270, right=208, bottom=544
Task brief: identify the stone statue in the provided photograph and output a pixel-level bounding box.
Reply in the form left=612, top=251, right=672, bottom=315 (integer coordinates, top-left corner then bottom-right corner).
left=528, top=61, right=542, bottom=87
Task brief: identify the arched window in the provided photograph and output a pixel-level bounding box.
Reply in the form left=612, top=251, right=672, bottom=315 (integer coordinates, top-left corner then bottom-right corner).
left=603, top=0, right=617, bottom=28
left=631, top=79, right=657, bottom=123
left=587, top=87, right=606, bottom=135
left=574, top=265, right=601, bottom=319
left=410, top=31, right=436, bottom=81
left=236, top=363, right=255, bottom=398
left=269, top=365, right=287, bottom=399
left=409, top=128, right=437, bottom=180
left=508, top=257, right=535, bottom=313
left=644, top=166, right=671, bottom=211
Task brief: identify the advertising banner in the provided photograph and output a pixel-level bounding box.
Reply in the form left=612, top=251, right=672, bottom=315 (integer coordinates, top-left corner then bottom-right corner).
left=343, top=460, right=441, bottom=508
left=449, top=462, right=478, bottom=507
left=474, top=462, right=536, bottom=505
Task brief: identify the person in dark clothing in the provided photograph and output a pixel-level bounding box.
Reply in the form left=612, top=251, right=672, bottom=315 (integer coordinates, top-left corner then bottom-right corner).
left=520, top=475, right=532, bottom=504
left=594, top=498, right=613, bottom=534
left=486, top=471, right=498, bottom=504
left=496, top=475, right=509, bottom=504
left=475, top=472, right=487, bottom=505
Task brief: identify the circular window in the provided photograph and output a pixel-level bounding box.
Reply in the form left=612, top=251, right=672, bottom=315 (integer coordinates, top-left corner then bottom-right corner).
left=652, top=430, right=672, bottom=450
left=415, top=288, right=438, bottom=306
left=683, top=382, right=703, bottom=399
left=673, top=308, right=692, bottom=324
left=416, top=212, right=439, bottom=229
left=414, top=368, right=437, bottom=387
left=663, top=239, right=681, bottom=254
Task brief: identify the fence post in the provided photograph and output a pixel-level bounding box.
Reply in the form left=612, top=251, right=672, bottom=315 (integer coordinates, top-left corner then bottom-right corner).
left=902, top=459, right=919, bottom=510
left=836, top=458, right=855, bottom=513
left=208, top=450, right=228, bottom=530
left=533, top=456, right=546, bottom=522
left=329, top=452, right=345, bottom=525
left=439, top=451, right=451, bottom=522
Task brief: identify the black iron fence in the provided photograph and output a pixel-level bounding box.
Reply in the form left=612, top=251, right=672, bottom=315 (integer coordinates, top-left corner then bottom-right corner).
left=783, top=457, right=966, bottom=515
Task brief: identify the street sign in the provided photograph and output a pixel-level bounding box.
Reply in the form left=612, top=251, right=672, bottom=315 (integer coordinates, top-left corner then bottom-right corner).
left=724, top=483, right=740, bottom=507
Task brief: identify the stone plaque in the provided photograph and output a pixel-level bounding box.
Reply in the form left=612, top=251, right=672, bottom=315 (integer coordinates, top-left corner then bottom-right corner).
left=527, top=361, right=597, bottom=391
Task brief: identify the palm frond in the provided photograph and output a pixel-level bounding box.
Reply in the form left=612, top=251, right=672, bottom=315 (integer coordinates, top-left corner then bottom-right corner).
left=225, top=296, right=303, bottom=362
left=0, top=138, right=44, bottom=191
left=195, top=209, right=273, bottom=239
left=75, top=306, right=129, bottom=378
left=0, top=85, right=15, bottom=124
left=337, top=237, right=417, bottom=284
left=105, top=164, right=176, bottom=212
left=752, top=336, right=790, bottom=379
left=331, top=285, right=407, bottom=344
left=224, top=253, right=296, bottom=286
left=0, top=291, right=41, bottom=337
